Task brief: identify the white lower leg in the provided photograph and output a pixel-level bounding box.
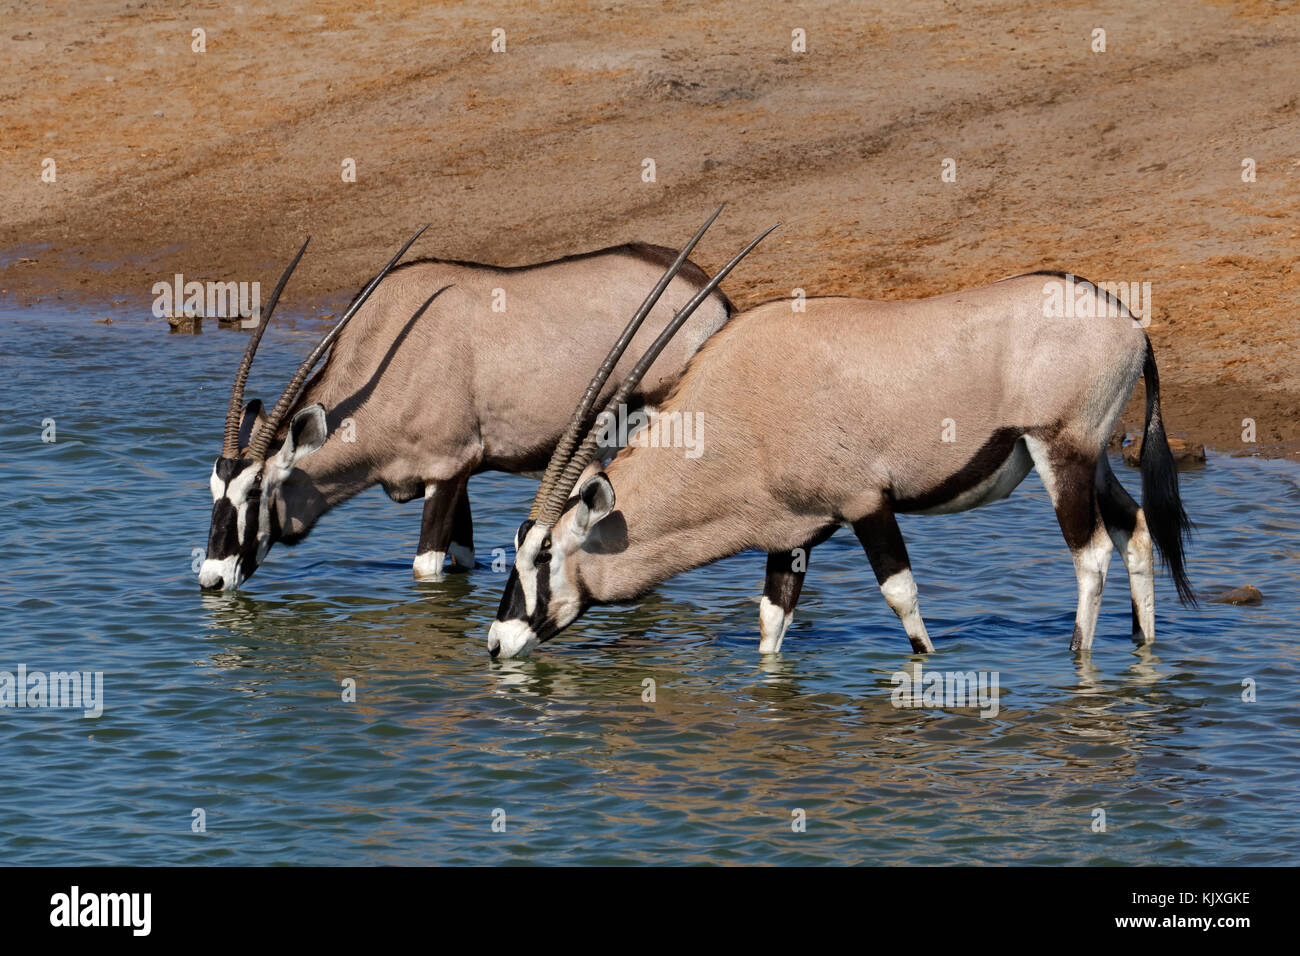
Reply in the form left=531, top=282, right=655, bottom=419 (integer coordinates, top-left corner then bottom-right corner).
left=1122, top=513, right=1156, bottom=643
left=412, top=550, right=446, bottom=581
left=758, top=596, right=793, bottom=654
left=754, top=595, right=790, bottom=655
left=1070, top=530, right=1113, bottom=651
left=880, top=569, right=934, bottom=653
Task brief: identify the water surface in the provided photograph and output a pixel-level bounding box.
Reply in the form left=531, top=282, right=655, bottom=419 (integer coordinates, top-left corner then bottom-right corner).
left=2, top=308, right=1297, bottom=864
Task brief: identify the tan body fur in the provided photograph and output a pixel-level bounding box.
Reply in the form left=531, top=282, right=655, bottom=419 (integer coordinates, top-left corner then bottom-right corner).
left=583, top=277, right=1144, bottom=599
left=489, top=270, right=1193, bottom=659
left=209, top=244, right=730, bottom=587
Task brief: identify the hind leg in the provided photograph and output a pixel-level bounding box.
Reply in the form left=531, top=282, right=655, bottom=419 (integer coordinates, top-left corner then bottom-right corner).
left=1096, top=457, right=1155, bottom=644
left=852, top=506, right=934, bottom=653
left=1024, top=437, right=1114, bottom=652
left=759, top=547, right=809, bottom=653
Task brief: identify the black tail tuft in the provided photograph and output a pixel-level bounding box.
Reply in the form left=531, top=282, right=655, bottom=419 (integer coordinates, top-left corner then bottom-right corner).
left=1140, top=337, right=1196, bottom=606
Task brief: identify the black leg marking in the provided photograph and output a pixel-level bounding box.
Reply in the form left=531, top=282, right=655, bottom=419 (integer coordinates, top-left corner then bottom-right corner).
left=449, top=483, right=475, bottom=569
left=415, top=474, right=469, bottom=579
left=757, top=545, right=811, bottom=652
left=851, top=504, right=934, bottom=653
left=763, top=548, right=808, bottom=615
left=851, top=507, right=911, bottom=585
left=1027, top=440, right=1112, bottom=653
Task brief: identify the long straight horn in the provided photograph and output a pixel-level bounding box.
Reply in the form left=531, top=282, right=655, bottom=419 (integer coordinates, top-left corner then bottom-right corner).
left=529, top=205, right=725, bottom=521
left=222, top=238, right=310, bottom=457
left=537, top=222, right=779, bottom=526
left=247, top=224, right=429, bottom=461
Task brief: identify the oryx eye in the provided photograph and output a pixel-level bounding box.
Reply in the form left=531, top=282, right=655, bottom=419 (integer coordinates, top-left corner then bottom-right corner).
left=536, top=535, right=553, bottom=565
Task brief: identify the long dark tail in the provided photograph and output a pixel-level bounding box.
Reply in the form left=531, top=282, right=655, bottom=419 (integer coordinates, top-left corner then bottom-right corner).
left=1139, top=337, right=1196, bottom=605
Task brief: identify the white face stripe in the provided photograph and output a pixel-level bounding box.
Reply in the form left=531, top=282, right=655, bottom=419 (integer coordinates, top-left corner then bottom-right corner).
left=516, top=524, right=548, bottom=616
left=228, top=463, right=263, bottom=500
left=209, top=460, right=263, bottom=502
left=230, top=464, right=264, bottom=559
left=545, top=511, right=589, bottom=631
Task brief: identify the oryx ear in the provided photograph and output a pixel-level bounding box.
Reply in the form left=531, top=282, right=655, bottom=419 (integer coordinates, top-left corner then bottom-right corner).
left=237, top=399, right=265, bottom=453
left=274, top=404, right=329, bottom=470
left=572, top=473, right=615, bottom=537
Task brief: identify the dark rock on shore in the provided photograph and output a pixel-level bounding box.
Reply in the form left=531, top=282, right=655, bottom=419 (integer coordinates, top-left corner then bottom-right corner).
left=1205, top=585, right=1264, bottom=606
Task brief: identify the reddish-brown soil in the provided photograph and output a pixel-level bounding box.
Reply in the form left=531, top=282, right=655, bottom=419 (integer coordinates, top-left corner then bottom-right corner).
left=2, top=0, right=1296, bottom=452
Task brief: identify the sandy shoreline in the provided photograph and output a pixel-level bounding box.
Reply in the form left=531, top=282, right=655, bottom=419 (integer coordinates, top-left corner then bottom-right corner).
left=2, top=0, right=1296, bottom=454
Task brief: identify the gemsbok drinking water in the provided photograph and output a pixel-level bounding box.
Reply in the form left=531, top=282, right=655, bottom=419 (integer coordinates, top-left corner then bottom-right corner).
left=199, top=217, right=734, bottom=591
left=488, top=243, right=1194, bottom=659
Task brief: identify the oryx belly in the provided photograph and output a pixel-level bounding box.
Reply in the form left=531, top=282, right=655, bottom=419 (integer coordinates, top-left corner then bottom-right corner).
left=902, top=437, right=1032, bottom=515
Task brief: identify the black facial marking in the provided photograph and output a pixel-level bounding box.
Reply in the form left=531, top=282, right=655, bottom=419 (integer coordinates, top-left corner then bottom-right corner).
left=206, top=497, right=239, bottom=559
left=215, top=456, right=250, bottom=484
left=529, top=561, right=551, bottom=625
left=496, top=567, right=526, bottom=622
left=238, top=484, right=262, bottom=577
left=494, top=563, right=552, bottom=634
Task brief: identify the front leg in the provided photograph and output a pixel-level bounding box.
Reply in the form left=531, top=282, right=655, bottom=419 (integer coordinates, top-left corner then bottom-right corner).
left=448, top=483, right=475, bottom=570
left=414, top=474, right=470, bottom=581
left=852, top=506, right=935, bottom=653
left=759, top=546, right=810, bottom=653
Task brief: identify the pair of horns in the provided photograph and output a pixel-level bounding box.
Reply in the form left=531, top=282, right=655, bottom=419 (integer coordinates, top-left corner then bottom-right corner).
left=222, top=226, right=429, bottom=461
left=530, top=207, right=778, bottom=526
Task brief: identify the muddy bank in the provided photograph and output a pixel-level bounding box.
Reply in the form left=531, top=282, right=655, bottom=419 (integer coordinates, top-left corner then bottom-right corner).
left=2, top=0, right=1297, bottom=453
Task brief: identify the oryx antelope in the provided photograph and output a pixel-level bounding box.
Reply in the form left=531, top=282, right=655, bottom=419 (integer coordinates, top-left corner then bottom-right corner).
left=489, top=262, right=1194, bottom=659
left=199, top=217, right=734, bottom=592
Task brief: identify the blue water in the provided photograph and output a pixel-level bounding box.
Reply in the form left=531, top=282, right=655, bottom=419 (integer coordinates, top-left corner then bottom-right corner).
left=2, top=308, right=1298, bottom=864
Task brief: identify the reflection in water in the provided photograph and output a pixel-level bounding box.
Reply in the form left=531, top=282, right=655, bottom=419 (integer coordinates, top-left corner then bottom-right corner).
left=1, top=310, right=1298, bottom=864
